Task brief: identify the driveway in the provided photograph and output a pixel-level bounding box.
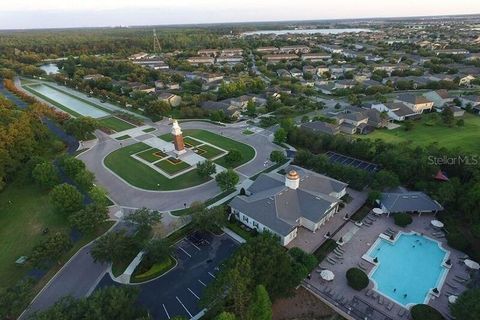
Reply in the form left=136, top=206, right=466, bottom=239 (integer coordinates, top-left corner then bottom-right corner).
left=96, top=232, right=239, bottom=319
left=78, top=120, right=281, bottom=211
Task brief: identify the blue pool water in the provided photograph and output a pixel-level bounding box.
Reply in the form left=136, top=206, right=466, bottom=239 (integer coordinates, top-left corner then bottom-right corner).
left=368, top=233, right=448, bottom=306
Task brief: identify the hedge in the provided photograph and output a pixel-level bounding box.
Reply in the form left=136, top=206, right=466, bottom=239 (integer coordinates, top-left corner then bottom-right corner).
left=410, top=304, right=444, bottom=320
left=346, top=268, right=369, bottom=290
left=394, top=213, right=413, bottom=227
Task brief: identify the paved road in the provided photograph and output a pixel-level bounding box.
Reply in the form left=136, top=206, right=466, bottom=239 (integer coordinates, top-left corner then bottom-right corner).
left=78, top=120, right=281, bottom=211
left=96, top=232, right=239, bottom=320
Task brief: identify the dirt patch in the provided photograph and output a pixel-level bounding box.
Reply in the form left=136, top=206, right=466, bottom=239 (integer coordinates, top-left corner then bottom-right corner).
left=272, top=287, right=343, bottom=320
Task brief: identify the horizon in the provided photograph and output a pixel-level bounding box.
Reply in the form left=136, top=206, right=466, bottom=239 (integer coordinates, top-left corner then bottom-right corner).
left=2, top=0, right=480, bottom=30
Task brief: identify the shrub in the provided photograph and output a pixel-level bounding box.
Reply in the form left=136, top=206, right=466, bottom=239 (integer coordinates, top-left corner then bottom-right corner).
left=447, top=232, right=470, bottom=252
left=410, top=304, right=444, bottom=320
left=289, top=247, right=318, bottom=272
left=346, top=268, right=369, bottom=290
left=394, top=213, right=413, bottom=227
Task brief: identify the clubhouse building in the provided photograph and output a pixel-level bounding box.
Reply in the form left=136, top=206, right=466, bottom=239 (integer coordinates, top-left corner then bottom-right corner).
left=230, top=166, right=347, bottom=246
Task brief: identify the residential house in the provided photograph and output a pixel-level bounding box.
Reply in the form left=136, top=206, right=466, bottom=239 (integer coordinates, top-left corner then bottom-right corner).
left=395, top=94, right=434, bottom=113
left=459, top=75, right=476, bottom=87
left=158, top=93, right=182, bottom=107
left=256, top=47, right=278, bottom=53
left=230, top=167, right=347, bottom=246
left=128, top=52, right=149, bottom=60
left=460, top=95, right=480, bottom=114
left=83, top=74, right=105, bottom=81
left=197, top=49, right=218, bottom=57
left=277, top=69, right=291, bottom=78
left=216, top=56, right=243, bottom=64
left=221, top=48, right=244, bottom=56
left=279, top=45, right=311, bottom=54
left=319, top=44, right=343, bottom=54
left=290, top=68, right=303, bottom=78
left=264, top=54, right=299, bottom=63
left=301, top=121, right=340, bottom=135
left=434, top=49, right=470, bottom=56
left=201, top=100, right=241, bottom=119
left=371, top=102, right=418, bottom=121
left=301, top=53, right=331, bottom=62
left=187, top=56, right=215, bottom=65
left=423, top=90, right=454, bottom=109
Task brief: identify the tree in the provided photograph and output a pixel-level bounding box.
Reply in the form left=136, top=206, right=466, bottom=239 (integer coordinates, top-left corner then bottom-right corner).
left=91, top=230, right=138, bottom=264
left=74, top=169, right=95, bottom=191
left=216, top=312, right=236, bottom=320
left=197, top=160, right=217, bottom=178
left=246, top=100, right=256, bottom=117
left=394, top=213, right=413, bottom=227
left=32, top=161, right=60, bottom=188
left=225, top=150, right=242, bottom=166
left=69, top=203, right=108, bottom=235
left=30, top=232, right=72, bottom=267
left=441, top=107, right=454, bottom=126
left=0, top=279, right=34, bottom=320
left=371, top=170, right=400, bottom=190
left=247, top=285, right=272, bottom=320
left=126, top=207, right=162, bottom=231
left=411, top=304, right=444, bottom=320
left=270, top=150, right=286, bottom=163
left=215, top=169, right=239, bottom=191
left=346, top=268, right=369, bottom=290
left=50, top=183, right=84, bottom=215
left=191, top=205, right=227, bottom=233
left=450, top=289, right=480, bottom=320
left=33, top=286, right=147, bottom=320
left=274, top=128, right=287, bottom=144
left=404, top=120, right=414, bottom=131
left=61, top=156, right=86, bottom=177
left=64, top=116, right=98, bottom=140
left=456, top=119, right=464, bottom=127
left=144, top=238, right=172, bottom=263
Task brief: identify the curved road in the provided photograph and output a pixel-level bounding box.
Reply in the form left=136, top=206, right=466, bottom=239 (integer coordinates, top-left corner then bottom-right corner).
left=78, top=120, right=281, bottom=211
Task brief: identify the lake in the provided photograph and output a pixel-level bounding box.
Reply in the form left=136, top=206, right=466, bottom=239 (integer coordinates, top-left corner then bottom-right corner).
left=39, top=63, right=59, bottom=75
left=242, top=28, right=374, bottom=36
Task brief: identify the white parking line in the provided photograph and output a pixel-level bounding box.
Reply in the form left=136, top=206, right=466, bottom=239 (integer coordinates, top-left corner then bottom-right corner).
left=162, top=304, right=170, bottom=319
left=178, top=246, right=192, bottom=258
left=198, top=279, right=207, bottom=287
left=188, top=288, right=200, bottom=300
left=176, top=296, right=193, bottom=317
left=187, top=239, right=201, bottom=251
left=208, top=272, right=216, bottom=278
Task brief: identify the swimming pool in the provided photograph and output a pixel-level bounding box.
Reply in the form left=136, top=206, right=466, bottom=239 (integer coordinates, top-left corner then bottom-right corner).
left=365, top=232, right=449, bottom=307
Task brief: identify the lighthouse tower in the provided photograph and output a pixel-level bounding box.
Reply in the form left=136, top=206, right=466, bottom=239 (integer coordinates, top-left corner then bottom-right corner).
left=171, top=120, right=186, bottom=155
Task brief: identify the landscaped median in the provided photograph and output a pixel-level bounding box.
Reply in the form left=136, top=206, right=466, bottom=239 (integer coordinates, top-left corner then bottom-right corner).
left=103, top=142, right=210, bottom=190
left=130, top=256, right=176, bottom=283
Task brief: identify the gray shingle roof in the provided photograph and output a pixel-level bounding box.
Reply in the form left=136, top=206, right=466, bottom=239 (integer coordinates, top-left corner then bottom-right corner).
left=380, top=191, right=444, bottom=213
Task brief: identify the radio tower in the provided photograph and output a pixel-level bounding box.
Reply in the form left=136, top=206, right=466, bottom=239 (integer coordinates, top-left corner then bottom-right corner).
left=153, top=29, right=161, bottom=56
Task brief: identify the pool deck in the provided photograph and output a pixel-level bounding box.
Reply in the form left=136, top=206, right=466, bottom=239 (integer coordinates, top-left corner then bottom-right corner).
left=303, top=213, right=472, bottom=320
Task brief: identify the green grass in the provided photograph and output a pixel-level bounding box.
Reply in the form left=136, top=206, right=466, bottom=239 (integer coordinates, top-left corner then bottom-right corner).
left=142, top=127, right=156, bottom=133
left=98, top=116, right=135, bottom=132
left=131, top=256, right=175, bottom=283
left=170, top=189, right=236, bottom=216
left=154, top=158, right=191, bottom=175
left=116, top=135, right=131, bottom=140
left=135, top=148, right=165, bottom=163
left=0, top=180, right=113, bottom=289
left=184, top=137, right=202, bottom=146
left=194, top=144, right=225, bottom=159
left=226, top=219, right=257, bottom=241
left=104, top=143, right=210, bottom=190
left=242, top=130, right=254, bottom=135
left=160, top=130, right=255, bottom=168
left=362, top=113, right=480, bottom=154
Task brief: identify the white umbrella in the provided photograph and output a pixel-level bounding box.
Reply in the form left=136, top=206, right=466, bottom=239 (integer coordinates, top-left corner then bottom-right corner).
left=373, top=208, right=383, bottom=215
left=431, top=220, right=444, bottom=228
left=464, top=259, right=480, bottom=270
left=320, top=270, right=335, bottom=281
left=448, top=295, right=458, bottom=304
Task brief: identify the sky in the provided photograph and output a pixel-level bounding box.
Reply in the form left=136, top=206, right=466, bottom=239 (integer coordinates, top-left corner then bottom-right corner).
left=1, top=0, right=480, bottom=30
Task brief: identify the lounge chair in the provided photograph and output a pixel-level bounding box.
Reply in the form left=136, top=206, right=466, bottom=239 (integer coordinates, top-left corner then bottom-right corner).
left=327, top=257, right=337, bottom=264
left=358, top=263, right=366, bottom=271
left=398, top=309, right=406, bottom=317
left=363, top=220, right=372, bottom=226
left=386, top=301, right=394, bottom=310
left=378, top=296, right=384, bottom=305
left=455, top=275, right=470, bottom=281
left=372, top=292, right=379, bottom=299
left=365, top=289, right=372, bottom=297
left=446, top=281, right=458, bottom=289
left=453, top=278, right=466, bottom=284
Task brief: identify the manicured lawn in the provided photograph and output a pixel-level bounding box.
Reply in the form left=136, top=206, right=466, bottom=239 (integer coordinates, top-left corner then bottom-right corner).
left=362, top=113, right=480, bottom=154
left=98, top=116, right=135, bottom=132
left=184, top=137, right=202, bottom=146
left=154, top=158, right=191, bottom=175
left=194, top=144, right=225, bottom=159
left=142, top=127, right=156, bottom=133
left=104, top=143, right=210, bottom=190
left=131, top=256, right=175, bottom=283
left=135, top=148, right=165, bottom=163
left=160, top=130, right=255, bottom=168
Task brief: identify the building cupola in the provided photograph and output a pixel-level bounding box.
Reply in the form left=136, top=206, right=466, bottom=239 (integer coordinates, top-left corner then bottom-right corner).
left=285, top=170, right=300, bottom=189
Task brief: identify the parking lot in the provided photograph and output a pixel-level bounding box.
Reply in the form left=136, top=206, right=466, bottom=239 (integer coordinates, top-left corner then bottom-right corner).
left=325, top=151, right=379, bottom=173
left=96, top=231, right=239, bottom=319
